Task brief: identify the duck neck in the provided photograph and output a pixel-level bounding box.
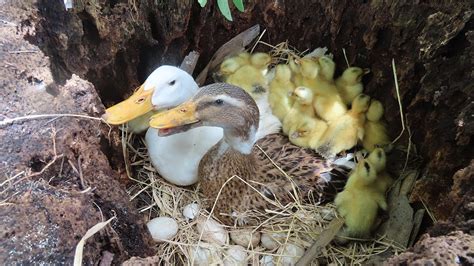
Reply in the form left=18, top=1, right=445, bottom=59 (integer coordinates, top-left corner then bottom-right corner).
left=222, top=124, right=257, bottom=155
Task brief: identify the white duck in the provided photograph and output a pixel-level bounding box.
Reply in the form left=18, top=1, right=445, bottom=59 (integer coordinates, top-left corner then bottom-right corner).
left=102, top=66, right=280, bottom=186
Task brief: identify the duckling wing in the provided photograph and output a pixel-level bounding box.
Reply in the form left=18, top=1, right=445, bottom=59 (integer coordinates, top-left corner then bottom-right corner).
left=252, top=133, right=350, bottom=206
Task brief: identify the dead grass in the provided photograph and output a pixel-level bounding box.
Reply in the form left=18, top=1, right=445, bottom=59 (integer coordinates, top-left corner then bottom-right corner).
left=122, top=128, right=407, bottom=265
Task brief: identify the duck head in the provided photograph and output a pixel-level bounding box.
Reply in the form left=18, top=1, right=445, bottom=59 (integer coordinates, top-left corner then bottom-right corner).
left=102, top=66, right=198, bottom=124
left=150, top=83, right=260, bottom=154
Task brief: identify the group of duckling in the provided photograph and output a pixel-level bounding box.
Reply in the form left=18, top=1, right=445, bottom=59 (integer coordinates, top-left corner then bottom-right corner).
left=218, top=51, right=391, bottom=158
left=101, top=47, right=396, bottom=262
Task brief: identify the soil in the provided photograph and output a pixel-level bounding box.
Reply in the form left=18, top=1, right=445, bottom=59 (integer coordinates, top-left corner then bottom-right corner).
left=0, top=0, right=473, bottom=264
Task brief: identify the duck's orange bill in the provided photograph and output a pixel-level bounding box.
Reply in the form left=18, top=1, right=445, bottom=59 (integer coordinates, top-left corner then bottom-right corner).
left=102, top=85, right=154, bottom=125
left=149, top=101, right=199, bottom=129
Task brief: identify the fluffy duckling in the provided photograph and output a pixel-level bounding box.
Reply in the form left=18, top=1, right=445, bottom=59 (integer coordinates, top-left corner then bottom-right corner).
left=336, top=67, right=370, bottom=105
left=149, top=84, right=350, bottom=226
left=219, top=52, right=251, bottom=77
left=289, top=116, right=328, bottom=149
left=250, top=52, right=272, bottom=74
left=335, top=159, right=387, bottom=238
left=317, top=56, right=336, bottom=81
left=268, top=64, right=295, bottom=121
left=224, top=53, right=271, bottom=99
left=282, top=86, right=316, bottom=135
left=317, top=94, right=371, bottom=158
left=367, top=148, right=394, bottom=194
left=362, top=99, right=390, bottom=151
left=311, top=57, right=347, bottom=122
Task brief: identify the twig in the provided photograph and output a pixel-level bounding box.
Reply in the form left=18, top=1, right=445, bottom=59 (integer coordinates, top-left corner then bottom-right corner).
left=391, top=59, right=406, bottom=144
left=342, top=48, right=350, bottom=68
left=0, top=113, right=104, bottom=127
left=296, top=217, right=344, bottom=266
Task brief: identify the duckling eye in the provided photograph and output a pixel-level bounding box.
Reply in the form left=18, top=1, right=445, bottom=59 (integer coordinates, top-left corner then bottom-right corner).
left=168, top=80, right=176, bottom=86
left=214, top=99, right=224, bottom=105
left=364, top=162, right=371, bottom=172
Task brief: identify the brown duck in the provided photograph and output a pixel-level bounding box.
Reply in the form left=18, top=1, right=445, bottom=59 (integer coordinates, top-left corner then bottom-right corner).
left=149, top=83, right=349, bottom=226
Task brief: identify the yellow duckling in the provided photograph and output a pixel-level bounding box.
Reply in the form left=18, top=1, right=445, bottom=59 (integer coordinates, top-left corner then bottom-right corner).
left=336, top=67, right=370, bottom=105
left=219, top=52, right=251, bottom=77
left=317, top=94, right=371, bottom=158
left=362, top=99, right=390, bottom=151
left=224, top=53, right=271, bottom=99
left=367, top=148, right=394, bottom=194
left=268, top=64, right=295, bottom=121
left=249, top=52, right=272, bottom=74
left=335, top=159, right=387, bottom=238
left=289, top=116, right=328, bottom=149
left=311, top=57, right=347, bottom=122
left=282, top=86, right=316, bottom=135
left=317, top=55, right=336, bottom=81
left=288, top=56, right=304, bottom=86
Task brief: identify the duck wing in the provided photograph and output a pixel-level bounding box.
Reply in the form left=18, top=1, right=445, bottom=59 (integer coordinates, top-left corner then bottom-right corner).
left=252, top=133, right=350, bottom=206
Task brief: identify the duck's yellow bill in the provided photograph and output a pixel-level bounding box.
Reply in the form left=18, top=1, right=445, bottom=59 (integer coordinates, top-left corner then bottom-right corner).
left=102, top=85, right=154, bottom=125
left=149, top=101, right=199, bottom=129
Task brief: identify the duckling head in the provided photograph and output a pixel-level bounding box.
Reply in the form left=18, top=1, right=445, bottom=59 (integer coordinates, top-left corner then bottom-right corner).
left=366, top=99, right=384, bottom=121
left=342, top=67, right=370, bottom=84
left=298, top=58, right=319, bottom=79
left=150, top=83, right=259, bottom=154
left=318, top=56, right=336, bottom=80
left=354, top=159, right=377, bottom=184
left=367, top=148, right=386, bottom=173
left=102, top=66, right=197, bottom=125
left=274, top=64, right=292, bottom=82
left=351, top=94, right=371, bottom=114
left=250, top=52, right=271, bottom=68
left=293, top=86, right=314, bottom=105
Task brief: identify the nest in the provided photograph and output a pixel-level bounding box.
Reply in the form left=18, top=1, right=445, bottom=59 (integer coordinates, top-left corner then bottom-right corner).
left=122, top=130, right=409, bottom=265
left=122, top=42, right=420, bottom=264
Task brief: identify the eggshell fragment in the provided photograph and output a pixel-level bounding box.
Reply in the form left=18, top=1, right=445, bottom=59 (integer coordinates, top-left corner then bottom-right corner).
left=277, top=243, right=305, bottom=265
left=223, top=245, right=247, bottom=266
left=260, top=232, right=286, bottom=250
left=230, top=229, right=260, bottom=247
left=146, top=216, right=178, bottom=243
left=191, top=245, right=222, bottom=266
left=260, top=255, right=275, bottom=266
left=183, top=202, right=200, bottom=220
left=196, top=216, right=229, bottom=246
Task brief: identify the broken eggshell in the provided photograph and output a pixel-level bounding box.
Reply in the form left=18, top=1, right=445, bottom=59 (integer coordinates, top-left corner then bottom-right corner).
left=196, top=216, right=229, bottom=246
left=183, top=202, right=200, bottom=220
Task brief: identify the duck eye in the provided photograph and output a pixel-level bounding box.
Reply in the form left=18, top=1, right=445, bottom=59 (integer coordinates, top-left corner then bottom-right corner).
left=214, top=99, right=224, bottom=105
left=135, top=96, right=146, bottom=104
left=168, top=80, right=176, bottom=86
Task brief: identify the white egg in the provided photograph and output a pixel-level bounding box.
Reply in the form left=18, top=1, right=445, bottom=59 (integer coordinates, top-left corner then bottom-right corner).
left=261, top=232, right=286, bottom=250
left=276, top=243, right=305, bottom=265
left=260, top=255, right=275, bottom=266
left=223, top=245, right=247, bottom=266
left=191, top=245, right=222, bottom=266
left=196, top=216, right=229, bottom=246
left=146, top=216, right=178, bottom=243
left=230, top=229, right=260, bottom=247
left=183, top=202, right=200, bottom=220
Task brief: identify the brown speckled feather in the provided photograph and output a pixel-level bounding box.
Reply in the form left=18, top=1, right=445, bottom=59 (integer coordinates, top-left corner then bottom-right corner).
left=199, top=133, right=348, bottom=226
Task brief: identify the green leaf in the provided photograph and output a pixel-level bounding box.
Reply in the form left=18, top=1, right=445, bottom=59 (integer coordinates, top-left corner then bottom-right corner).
left=197, top=0, right=207, bottom=8
left=232, top=0, right=244, bottom=12
left=217, top=0, right=233, bottom=21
